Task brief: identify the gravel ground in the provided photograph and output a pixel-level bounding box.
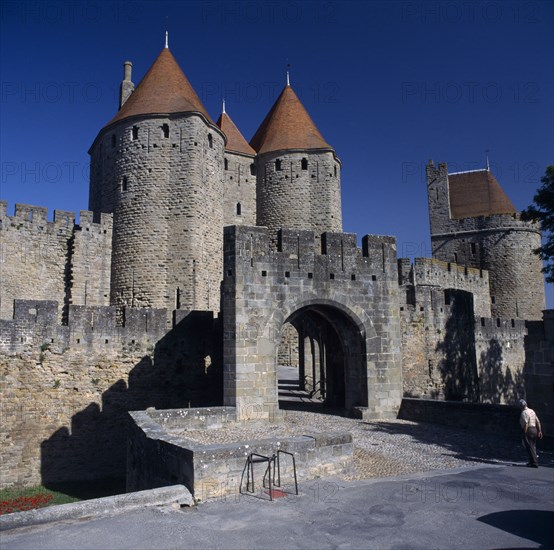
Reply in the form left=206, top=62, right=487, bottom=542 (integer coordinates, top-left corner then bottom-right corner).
left=168, top=410, right=551, bottom=480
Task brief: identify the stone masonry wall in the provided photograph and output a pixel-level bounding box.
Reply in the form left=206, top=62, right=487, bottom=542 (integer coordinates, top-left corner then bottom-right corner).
left=89, top=113, right=225, bottom=313
left=67, top=211, right=113, bottom=309
left=256, top=150, right=342, bottom=236
left=399, top=257, right=491, bottom=317
left=277, top=322, right=300, bottom=368
left=399, top=258, right=527, bottom=403
left=223, top=151, right=256, bottom=227
left=525, top=312, right=554, bottom=435
left=475, top=317, right=527, bottom=404
left=0, top=300, right=222, bottom=488
left=223, top=226, right=402, bottom=421
left=0, top=202, right=112, bottom=321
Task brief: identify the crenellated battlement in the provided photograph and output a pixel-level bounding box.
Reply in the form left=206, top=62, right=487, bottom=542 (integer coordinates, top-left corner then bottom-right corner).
left=225, top=226, right=398, bottom=283
left=398, top=257, right=489, bottom=287
left=0, top=299, right=168, bottom=355
left=78, top=209, right=113, bottom=232
left=0, top=202, right=113, bottom=320
left=412, top=257, right=487, bottom=286
left=398, top=257, right=491, bottom=317
left=0, top=202, right=113, bottom=233
left=476, top=316, right=527, bottom=337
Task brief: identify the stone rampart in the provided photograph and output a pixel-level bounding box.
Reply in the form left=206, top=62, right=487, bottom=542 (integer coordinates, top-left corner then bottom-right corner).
left=399, top=257, right=491, bottom=317
left=399, top=257, right=527, bottom=403
left=0, top=300, right=222, bottom=488
left=0, top=202, right=112, bottom=321
left=0, top=300, right=167, bottom=355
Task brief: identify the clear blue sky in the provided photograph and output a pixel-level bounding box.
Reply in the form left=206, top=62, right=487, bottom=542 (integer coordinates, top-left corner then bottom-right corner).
left=1, top=0, right=553, bottom=306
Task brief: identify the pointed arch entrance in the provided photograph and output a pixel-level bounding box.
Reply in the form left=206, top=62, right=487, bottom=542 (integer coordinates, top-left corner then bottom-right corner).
left=277, top=304, right=368, bottom=411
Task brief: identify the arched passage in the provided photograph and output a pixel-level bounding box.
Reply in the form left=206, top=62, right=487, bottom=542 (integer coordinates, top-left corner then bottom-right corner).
left=277, top=304, right=368, bottom=412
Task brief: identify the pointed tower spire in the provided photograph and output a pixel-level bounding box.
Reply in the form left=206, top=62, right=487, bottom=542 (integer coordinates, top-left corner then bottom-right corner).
left=485, top=149, right=490, bottom=171
left=105, top=47, right=213, bottom=128
left=222, top=98, right=226, bottom=114
left=165, top=31, right=169, bottom=48
left=286, top=63, right=290, bottom=86
left=250, top=85, right=332, bottom=155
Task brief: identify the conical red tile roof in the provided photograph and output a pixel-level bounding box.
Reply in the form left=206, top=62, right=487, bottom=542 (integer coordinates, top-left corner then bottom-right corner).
left=250, top=85, right=332, bottom=155
left=448, top=170, right=517, bottom=219
left=104, top=48, right=212, bottom=128
left=216, top=111, right=255, bottom=156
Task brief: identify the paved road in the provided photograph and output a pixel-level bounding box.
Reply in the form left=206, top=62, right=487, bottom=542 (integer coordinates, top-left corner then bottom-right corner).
left=2, top=464, right=553, bottom=549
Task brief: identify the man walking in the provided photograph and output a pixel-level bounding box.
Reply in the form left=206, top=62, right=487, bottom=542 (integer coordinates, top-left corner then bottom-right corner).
left=519, top=399, right=543, bottom=467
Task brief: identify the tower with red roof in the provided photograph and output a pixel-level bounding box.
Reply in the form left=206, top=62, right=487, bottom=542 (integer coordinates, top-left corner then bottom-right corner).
left=426, top=160, right=545, bottom=319
left=249, top=82, right=342, bottom=237
left=89, top=46, right=226, bottom=314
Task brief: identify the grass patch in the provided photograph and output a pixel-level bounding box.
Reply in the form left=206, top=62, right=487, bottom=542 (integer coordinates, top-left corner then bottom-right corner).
left=0, top=478, right=126, bottom=515
left=0, top=485, right=78, bottom=515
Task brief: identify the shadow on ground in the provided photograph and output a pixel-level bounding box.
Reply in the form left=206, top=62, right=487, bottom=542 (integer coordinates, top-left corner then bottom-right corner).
left=478, top=509, right=554, bottom=548
left=363, top=421, right=554, bottom=468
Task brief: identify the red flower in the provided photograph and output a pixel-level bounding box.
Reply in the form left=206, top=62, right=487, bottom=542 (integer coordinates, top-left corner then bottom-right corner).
left=0, top=493, right=53, bottom=515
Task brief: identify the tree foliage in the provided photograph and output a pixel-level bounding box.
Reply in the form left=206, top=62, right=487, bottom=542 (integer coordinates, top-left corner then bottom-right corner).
left=521, top=165, right=554, bottom=282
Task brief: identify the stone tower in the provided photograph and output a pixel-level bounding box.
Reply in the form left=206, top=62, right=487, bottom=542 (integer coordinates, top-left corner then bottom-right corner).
left=426, top=160, right=545, bottom=320
left=250, top=83, right=342, bottom=236
left=216, top=106, right=257, bottom=227
left=89, top=46, right=226, bottom=314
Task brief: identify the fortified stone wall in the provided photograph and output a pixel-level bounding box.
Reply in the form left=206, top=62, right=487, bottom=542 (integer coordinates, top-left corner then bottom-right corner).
left=223, top=151, right=256, bottom=227
left=89, top=114, right=225, bottom=313
left=0, top=203, right=112, bottom=321
left=0, top=300, right=222, bottom=488
left=256, top=150, right=342, bottom=236
left=399, top=258, right=527, bottom=403
left=525, top=312, right=554, bottom=435
left=475, top=317, right=527, bottom=403
left=398, top=257, right=491, bottom=317
left=223, top=226, right=402, bottom=420
left=426, top=162, right=545, bottom=320
left=68, top=210, right=113, bottom=310
left=399, top=258, right=489, bottom=401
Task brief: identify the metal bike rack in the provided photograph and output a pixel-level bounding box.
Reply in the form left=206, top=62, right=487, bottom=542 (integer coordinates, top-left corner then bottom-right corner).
left=240, top=450, right=298, bottom=501
left=240, top=452, right=274, bottom=500
left=272, top=449, right=299, bottom=496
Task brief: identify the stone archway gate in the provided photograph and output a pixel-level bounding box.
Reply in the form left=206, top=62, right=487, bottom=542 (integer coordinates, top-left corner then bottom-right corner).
left=222, top=226, right=403, bottom=421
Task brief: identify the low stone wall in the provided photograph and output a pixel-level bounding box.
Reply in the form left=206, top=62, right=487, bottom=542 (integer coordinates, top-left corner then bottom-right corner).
left=398, top=398, right=521, bottom=436
left=127, top=407, right=353, bottom=500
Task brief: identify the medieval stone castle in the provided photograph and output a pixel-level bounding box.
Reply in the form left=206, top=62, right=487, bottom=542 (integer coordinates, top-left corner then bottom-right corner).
left=0, top=44, right=551, bottom=488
